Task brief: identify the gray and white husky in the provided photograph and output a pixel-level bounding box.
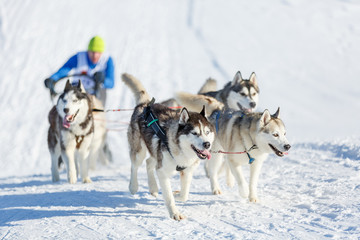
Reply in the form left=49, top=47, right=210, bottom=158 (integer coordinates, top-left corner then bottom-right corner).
left=122, top=73, right=215, bottom=220
left=176, top=71, right=259, bottom=113
left=48, top=80, right=107, bottom=184
left=208, top=107, right=291, bottom=202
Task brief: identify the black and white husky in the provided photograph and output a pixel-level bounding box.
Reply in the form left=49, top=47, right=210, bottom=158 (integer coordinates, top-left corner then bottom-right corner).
left=48, top=80, right=106, bottom=184
left=122, top=73, right=215, bottom=220
left=176, top=71, right=259, bottom=113
left=208, top=107, right=291, bottom=202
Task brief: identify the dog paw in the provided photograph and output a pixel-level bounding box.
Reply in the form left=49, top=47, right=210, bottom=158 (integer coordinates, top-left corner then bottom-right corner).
left=172, top=212, right=186, bottom=221
left=129, top=182, right=138, bottom=195
left=249, top=197, right=259, bottom=203
left=82, top=177, right=92, bottom=183
left=68, top=177, right=77, bottom=184
left=238, top=187, right=249, bottom=198
left=175, top=195, right=188, bottom=202
left=173, top=190, right=188, bottom=202
left=212, top=189, right=222, bottom=195
left=52, top=176, right=60, bottom=182
left=150, top=191, right=158, bottom=198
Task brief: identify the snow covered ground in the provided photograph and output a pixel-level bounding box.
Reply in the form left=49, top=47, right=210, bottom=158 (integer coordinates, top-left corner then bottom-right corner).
left=0, top=0, right=359, bottom=239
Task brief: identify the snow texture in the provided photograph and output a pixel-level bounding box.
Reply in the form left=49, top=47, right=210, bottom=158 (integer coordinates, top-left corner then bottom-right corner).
left=0, top=0, right=359, bottom=239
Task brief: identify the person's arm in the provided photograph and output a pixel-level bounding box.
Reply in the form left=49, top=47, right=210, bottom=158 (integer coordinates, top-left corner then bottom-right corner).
left=50, top=54, right=78, bottom=81
left=103, top=56, right=114, bottom=88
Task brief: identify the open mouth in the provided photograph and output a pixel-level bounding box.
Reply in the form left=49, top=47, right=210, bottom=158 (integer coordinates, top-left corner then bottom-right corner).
left=237, top=103, right=253, bottom=113
left=269, top=144, right=285, bottom=157
left=62, top=110, right=79, bottom=128
left=191, top=145, right=211, bottom=160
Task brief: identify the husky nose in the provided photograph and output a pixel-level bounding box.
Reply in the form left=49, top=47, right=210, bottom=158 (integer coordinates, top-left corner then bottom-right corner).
left=63, top=108, right=69, bottom=114
left=203, top=142, right=211, bottom=149
left=284, top=144, right=291, bottom=151
left=250, top=102, right=256, bottom=108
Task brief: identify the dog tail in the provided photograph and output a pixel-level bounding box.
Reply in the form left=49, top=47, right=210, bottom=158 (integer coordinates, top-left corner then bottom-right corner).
left=198, top=78, right=217, bottom=94
left=175, top=92, right=224, bottom=114
left=122, top=73, right=151, bottom=105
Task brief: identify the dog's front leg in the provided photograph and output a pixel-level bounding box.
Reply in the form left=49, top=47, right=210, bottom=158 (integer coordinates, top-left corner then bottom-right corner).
left=249, top=160, right=264, bottom=202
left=157, top=169, right=186, bottom=220
left=62, top=149, right=77, bottom=184
left=228, top=158, right=249, bottom=199
left=208, top=146, right=224, bottom=195
left=78, top=146, right=92, bottom=183
left=176, top=161, right=199, bottom=202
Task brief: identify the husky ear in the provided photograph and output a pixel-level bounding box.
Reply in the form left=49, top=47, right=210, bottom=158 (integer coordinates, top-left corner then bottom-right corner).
left=200, top=105, right=206, bottom=117
left=260, top=109, right=271, bottom=127
left=231, top=71, right=243, bottom=86
left=77, top=80, right=86, bottom=93
left=64, top=79, right=72, bottom=92
left=249, top=72, right=257, bottom=84
left=179, top=108, right=190, bottom=125
left=249, top=72, right=259, bottom=90
left=272, top=107, right=280, bottom=118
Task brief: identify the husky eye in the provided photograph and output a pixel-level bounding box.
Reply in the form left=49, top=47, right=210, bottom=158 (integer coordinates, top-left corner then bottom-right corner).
left=252, top=93, right=257, bottom=96
left=273, top=133, right=279, bottom=137
left=240, top=92, right=246, bottom=96
left=192, top=132, right=199, bottom=136
left=73, top=99, right=78, bottom=103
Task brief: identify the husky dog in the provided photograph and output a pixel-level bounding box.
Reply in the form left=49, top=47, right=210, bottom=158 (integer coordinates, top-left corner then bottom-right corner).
left=122, top=73, right=215, bottom=220
left=48, top=80, right=96, bottom=184
left=176, top=71, right=259, bottom=113
left=208, top=107, right=291, bottom=202
left=88, top=95, right=110, bottom=169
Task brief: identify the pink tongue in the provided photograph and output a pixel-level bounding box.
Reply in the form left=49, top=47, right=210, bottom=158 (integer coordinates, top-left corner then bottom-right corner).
left=200, top=149, right=211, bottom=160
left=63, top=116, right=70, bottom=128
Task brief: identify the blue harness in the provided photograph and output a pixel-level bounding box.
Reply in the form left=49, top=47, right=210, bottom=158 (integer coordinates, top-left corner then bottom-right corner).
left=214, top=110, right=256, bottom=164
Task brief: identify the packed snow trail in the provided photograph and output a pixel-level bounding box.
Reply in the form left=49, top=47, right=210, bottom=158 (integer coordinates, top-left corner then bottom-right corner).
left=0, top=0, right=360, bottom=239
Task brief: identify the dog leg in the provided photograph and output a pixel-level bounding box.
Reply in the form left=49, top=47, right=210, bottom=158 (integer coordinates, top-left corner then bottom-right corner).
left=157, top=169, right=186, bottom=221
left=225, top=159, right=235, bottom=188
left=204, top=160, right=210, bottom=178
left=62, top=150, right=77, bottom=184
left=176, top=161, right=199, bottom=202
left=208, top=146, right=224, bottom=195
left=50, top=150, right=61, bottom=182
left=249, top=160, right=264, bottom=202
left=228, top=158, right=249, bottom=198
left=88, top=140, right=102, bottom=171
left=146, top=157, right=158, bottom=197
left=78, top=148, right=92, bottom=183
left=129, top=143, right=147, bottom=195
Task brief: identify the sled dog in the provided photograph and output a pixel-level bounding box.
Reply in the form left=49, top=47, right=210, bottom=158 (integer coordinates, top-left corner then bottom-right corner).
left=48, top=80, right=105, bottom=184
left=122, top=73, right=215, bottom=220
left=207, top=107, right=291, bottom=202
left=176, top=71, right=259, bottom=113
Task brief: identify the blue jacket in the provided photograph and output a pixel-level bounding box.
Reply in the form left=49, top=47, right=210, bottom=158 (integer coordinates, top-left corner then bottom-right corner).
left=50, top=52, right=115, bottom=89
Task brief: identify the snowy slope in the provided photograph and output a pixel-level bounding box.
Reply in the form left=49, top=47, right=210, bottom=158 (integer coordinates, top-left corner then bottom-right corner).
left=0, top=0, right=359, bottom=239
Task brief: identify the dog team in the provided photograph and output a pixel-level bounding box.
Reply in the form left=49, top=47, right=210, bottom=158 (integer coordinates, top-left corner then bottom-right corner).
left=47, top=70, right=291, bottom=220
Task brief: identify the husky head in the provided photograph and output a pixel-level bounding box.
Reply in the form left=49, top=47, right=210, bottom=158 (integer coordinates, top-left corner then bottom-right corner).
left=255, top=108, right=291, bottom=157
left=227, top=71, right=259, bottom=113
left=176, top=106, right=215, bottom=161
left=56, top=80, right=90, bottom=129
